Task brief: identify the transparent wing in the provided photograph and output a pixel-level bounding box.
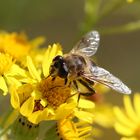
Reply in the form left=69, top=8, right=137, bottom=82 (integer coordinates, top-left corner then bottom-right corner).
left=71, top=31, right=100, bottom=57
left=82, top=65, right=131, bottom=94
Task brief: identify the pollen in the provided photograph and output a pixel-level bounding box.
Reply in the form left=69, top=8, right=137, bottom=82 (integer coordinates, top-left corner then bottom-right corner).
left=0, top=53, right=13, bottom=75
left=37, top=77, right=71, bottom=109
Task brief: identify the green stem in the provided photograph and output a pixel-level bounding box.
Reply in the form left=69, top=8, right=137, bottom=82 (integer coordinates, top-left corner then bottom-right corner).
left=0, top=125, right=12, bottom=138
left=80, top=0, right=102, bottom=34
left=99, top=20, right=140, bottom=35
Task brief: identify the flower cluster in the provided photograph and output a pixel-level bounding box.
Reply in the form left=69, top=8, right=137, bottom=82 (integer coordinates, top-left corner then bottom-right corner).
left=0, top=31, right=134, bottom=140
left=0, top=31, right=98, bottom=140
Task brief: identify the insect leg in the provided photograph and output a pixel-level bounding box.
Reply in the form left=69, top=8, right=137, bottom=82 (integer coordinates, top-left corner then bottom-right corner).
left=64, top=78, right=68, bottom=85
left=73, top=80, right=78, bottom=89
left=77, top=79, right=95, bottom=96
left=73, top=79, right=95, bottom=104
left=73, top=80, right=81, bottom=104
left=52, top=77, right=56, bottom=81
left=68, top=81, right=72, bottom=87
left=77, top=93, right=81, bottom=105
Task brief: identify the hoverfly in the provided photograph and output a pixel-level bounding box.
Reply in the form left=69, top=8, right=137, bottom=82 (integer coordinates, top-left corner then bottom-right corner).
left=49, top=31, right=131, bottom=101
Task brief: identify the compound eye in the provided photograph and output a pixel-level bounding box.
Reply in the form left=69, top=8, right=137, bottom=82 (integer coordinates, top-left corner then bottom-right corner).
left=53, top=55, right=63, bottom=61
left=54, top=61, right=60, bottom=68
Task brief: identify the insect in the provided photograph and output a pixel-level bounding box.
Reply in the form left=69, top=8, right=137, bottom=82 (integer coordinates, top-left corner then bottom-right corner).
left=49, top=31, right=131, bottom=101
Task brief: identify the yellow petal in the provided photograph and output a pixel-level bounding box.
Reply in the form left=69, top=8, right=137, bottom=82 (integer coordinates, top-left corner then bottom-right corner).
left=114, top=107, right=136, bottom=130
left=78, top=98, right=95, bottom=109
left=42, top=44, right=62, bottom=77
left=28, top=108, right=53, bottom=124
left=94, top=104, right=115, bottom=128
left=124, top=95, right=139, bottom=123
left=0, top=76, right=8, bottom=95
left=6, top=76, right=21, bottom=87
left=114, top=122, right=134, bottom=136
left=30, top=36, right=45, bottom=48
left=27, top=56, right=41, bottom=81
left=57, top=50, right=63, bottom=56
left=49, top=44, right=59, bottom=61
left=40, top=98, right=48, bottom=107
left=7, top=64, right=27, bottom=77
left=134, top=93, right=140, bottom=119
left=17, top=84, right=33, bottom=103
left=28, top=110, right=41, bottom=124
left=55, top=43, right=63, bottom=56
left=6, top=64, right=35, bottom=84
left=55, top=103, right=76, bottom=120
left=42, top=46, right=51, bottom=77
left=20, top=97, right=34, bottom=117
left=37, top=108, right=50, bottom=122
left=31, top=90, right=42, bottom=100
left=10, top=86, right=20, bottom=109
left=74, top=110, right=94, bottom=124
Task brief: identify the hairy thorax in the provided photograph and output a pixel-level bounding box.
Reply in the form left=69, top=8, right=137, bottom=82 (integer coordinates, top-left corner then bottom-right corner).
left=64, top=54, right=87, bottom=79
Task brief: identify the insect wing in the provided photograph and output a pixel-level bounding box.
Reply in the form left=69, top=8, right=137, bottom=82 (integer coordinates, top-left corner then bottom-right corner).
left=71, top=31, right=100, bottom=57
left=83, top=66, right=131, bottom=94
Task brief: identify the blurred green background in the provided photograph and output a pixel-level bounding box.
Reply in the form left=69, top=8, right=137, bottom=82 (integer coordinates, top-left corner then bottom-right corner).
left=0, top=0, right=140, bottom=139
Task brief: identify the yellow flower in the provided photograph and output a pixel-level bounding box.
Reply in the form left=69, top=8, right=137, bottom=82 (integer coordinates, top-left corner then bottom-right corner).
left=0, top=53, right=13, bottom=75
left=0, top=52, right=28, bottom=95
left=0, top=31, right=45, bottom=60
left=10, top=44, right=95, bottom=124
left=57, top=116, right=93, bottom=140
left=114, top=93, right=140, bottom=140
left=0, top=31, right=44, bottom=95
left=94, top=103, right=115, bottom=128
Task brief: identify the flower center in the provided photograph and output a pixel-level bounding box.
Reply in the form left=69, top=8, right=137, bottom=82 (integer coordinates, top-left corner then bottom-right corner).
left=0, top=53, right=13, bottom=75
left=37, top=77, right=71, bottom=109
left=34, top=100, right=44, bottom=111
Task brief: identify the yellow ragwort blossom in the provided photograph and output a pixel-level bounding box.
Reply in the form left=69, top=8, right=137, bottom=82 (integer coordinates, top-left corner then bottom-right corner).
left=10, top=44, right=95, bottom=124
left=0, top=31, right=45, bottom=60
left=114, top=93, right=140, bottom=140
left=0, top=52, right=29, bottom=95
left=0, top=31, right=45, bottom=95
left=57, top=116, right=93, bottom=140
